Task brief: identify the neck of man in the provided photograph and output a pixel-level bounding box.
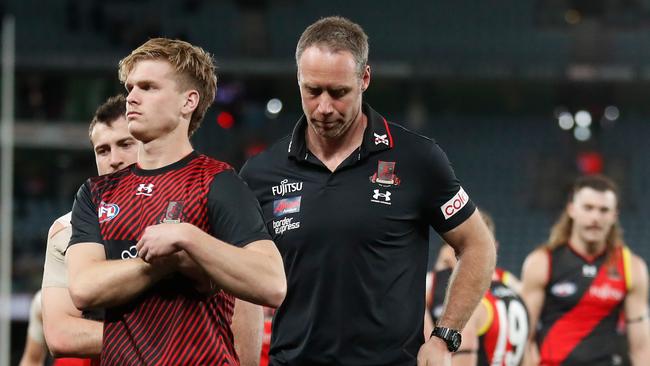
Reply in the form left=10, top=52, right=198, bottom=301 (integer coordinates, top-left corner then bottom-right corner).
left=137, top=124, right=193, bottom=170
left=306, top=110, right=367, bottom=172
left=569, top=231, right=608, bottom=258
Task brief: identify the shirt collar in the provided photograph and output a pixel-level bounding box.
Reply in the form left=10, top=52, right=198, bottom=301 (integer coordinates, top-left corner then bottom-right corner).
left=287, top=103, right=394, bottom=162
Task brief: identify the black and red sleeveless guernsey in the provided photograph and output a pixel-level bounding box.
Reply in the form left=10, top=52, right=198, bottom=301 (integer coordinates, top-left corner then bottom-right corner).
left=69, top=151, right=271, bottom=366
left=538, top=244, right=632, bottom=366
left=477, top=268, right=529, bottom=366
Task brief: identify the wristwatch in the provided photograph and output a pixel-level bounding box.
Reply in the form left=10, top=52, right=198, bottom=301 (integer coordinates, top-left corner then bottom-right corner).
left=430, top=326, right=462, bottom=352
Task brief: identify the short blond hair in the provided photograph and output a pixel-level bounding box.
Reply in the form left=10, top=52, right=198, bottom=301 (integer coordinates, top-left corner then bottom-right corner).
left=118, top=38, right=217, bottom=136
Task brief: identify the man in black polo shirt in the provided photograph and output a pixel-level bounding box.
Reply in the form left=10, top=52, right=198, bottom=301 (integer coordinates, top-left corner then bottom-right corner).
left=240, top=16, right=496, bottom=366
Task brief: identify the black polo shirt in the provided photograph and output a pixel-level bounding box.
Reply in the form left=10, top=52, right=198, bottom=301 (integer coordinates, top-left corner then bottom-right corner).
left=240, top=104, right=476, bottom=366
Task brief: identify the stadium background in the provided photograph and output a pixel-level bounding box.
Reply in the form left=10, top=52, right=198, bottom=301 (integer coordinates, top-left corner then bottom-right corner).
left=3, top=0, right=650, bottom=363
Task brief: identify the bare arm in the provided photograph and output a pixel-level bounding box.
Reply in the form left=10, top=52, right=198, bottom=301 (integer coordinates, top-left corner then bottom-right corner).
left=136, top=223, right=286, bottom=307
left=18, top=336, right=46, bottom=366
left=232, top=300, right=263, bottom=366
left=626, top=254, right=650, bottom=366
left=438, top=210, right=496, bottom=329
left=418, top=211, right=496, bottom=364
left=66, top=243, right=174, bottom=310
left=42, top=287, right=102, bottom=357
left=520, top=249, right=549, bottom=366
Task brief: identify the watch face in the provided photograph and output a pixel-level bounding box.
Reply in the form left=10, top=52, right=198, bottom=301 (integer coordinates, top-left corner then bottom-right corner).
left=451, top=333, right=462, bottom=351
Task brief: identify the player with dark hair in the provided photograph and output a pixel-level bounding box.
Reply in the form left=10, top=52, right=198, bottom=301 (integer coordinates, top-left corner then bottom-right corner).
left=42, top=95, right=134, bottom=366
left=521, top=175, right=650, bottom=366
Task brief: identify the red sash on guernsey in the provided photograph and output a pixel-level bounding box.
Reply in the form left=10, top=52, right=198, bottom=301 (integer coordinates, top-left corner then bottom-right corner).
left=53, top=358, right=94, bottom=366
left=540, top=246, right=631, bottom=365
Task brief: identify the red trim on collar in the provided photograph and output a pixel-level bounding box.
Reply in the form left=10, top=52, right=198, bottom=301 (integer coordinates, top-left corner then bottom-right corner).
left=382, top=117, right=394, bottom=148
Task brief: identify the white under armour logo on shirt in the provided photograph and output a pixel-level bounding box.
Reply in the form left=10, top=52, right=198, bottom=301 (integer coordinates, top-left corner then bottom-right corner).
left=136, top=183, right=155, bottom=196
left=371, top=189, right=392, bottom=205
left=374, top=133, right=389, bottom=146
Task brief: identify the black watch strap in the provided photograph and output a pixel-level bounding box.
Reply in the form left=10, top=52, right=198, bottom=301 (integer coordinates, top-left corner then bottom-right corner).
left=430, top=326, right=462, bottom=352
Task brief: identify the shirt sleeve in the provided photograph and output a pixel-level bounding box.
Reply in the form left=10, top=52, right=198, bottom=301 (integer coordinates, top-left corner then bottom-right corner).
left=424, top=142, right=476, bottom=234
left=69, top=181, right=103, bottom=247
left=208, top=169, right=272, bottom=248
left=42, top=225, right=72, bottom=288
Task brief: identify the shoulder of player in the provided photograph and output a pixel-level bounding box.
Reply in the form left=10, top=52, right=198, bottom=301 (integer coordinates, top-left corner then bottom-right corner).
left=521, top=247, right=550, bottom=285
left=627, top=250, right=649, bottom=287
left=47, top=213, right=72, bottom=239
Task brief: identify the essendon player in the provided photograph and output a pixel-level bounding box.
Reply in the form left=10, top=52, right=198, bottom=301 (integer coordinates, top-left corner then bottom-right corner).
left=521, top=175, right=650, bottom=366
left=66, top=38, right=286, bottom=365
left=426, top=210, right=529, bottom=366
left=42, top=95, right=136, bottom=366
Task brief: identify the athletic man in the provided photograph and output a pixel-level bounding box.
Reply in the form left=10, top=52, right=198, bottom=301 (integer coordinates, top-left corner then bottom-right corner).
left=66, top=38, right=285, bottom=365
left=521, top=175, right=650, bottom=366
left=240, top=16, right=495, bottom=366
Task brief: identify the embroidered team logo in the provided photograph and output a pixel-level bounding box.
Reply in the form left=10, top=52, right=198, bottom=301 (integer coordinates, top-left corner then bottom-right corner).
left=369, top=161, right=400, bottom=187
left=136, top=183, right=154, bottom=197
left=98, top=201, right=120, bottom=223
left=371, top=189, right=391, bottom=205
left=162, top=200, right=184, bottom=224
left=582, top=264, right=597, bottom=278
left=374, top=133, right=389, bottom=146
left=273, top=197, right=301, bottom=217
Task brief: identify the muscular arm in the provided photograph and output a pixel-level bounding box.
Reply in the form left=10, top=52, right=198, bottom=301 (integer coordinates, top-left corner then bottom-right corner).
left=520, top=249, right=549, bottom=366
left=42, top=287, right=102, bottom=357
left=41, top=219, right=103, bottom=356
left=626, top=254, right=650, bottom=366
left=137, top=224, right=286, bottom=307
left=437, top=210, right=495, bottom=330
left=66, top=243, right=173, bottom=310
left=19, top=292, right=46, bottom=366
left=232, top=300, right=263, bottom=366
left=18, top=336, right=46, bottom=366
left=418, top=211, right=495, bottom=363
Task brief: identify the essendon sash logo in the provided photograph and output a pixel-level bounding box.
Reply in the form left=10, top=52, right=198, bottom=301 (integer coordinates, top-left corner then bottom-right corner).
left=441, top=187, right=469, bottom=220
left=98, top=201, right=120, bottom=223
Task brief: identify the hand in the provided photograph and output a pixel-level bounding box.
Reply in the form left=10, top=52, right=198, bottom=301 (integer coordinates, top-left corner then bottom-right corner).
left=417, top=336, right=452, bottom=366
left=136, top=223, right=191, bottom=262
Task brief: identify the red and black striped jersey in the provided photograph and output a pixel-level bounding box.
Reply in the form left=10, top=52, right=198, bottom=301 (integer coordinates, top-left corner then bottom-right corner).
left=69, top=152, right=271, bottom=366
left=538, top=244, right=632, bottom=366
left=477, top=271, right=529, bottom=366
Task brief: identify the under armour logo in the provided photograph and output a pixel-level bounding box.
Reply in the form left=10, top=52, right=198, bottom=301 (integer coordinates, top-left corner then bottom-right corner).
left=374, top=133, right=389, bottom=146
left=582, top=264, right=597, bottom=277
left=136, top=183, right=155, bottom=196
left=371, top=189, right=392, bottom=205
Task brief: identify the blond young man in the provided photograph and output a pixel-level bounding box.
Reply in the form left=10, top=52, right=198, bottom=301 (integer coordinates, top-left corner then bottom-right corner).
left=66, top=39, right=285, bottom=365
